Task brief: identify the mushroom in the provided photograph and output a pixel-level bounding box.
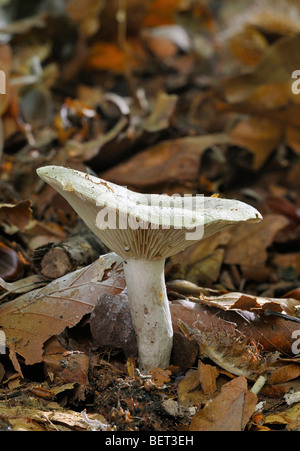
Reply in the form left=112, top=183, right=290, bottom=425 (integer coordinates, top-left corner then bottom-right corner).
left=37, top=166, right=262, bottom=373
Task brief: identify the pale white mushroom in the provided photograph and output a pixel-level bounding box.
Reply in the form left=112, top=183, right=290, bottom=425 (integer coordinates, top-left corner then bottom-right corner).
left=37, top=166, right=262, bottom=373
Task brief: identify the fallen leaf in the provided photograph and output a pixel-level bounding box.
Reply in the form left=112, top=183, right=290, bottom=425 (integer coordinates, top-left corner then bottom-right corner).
left=286, top=125, right=300, bottom=154
left=221, top=33, right=300, bottom=149
left=265, top=403, right=300, bottom=427
left=221, top=34, right=300, bottom=106
left=0, top=274, right=48, bottom=302
left=189, top=376, right=257, bottom=431
left=150, top=368, right=172, bottom=387
left=229, top=117, right=283, bottom=169
left=198, top=361, right=219, bottom=395
left=177, top=369, right=209, bottom=408
left=144, top=0, right=182, bottom=27
left=143, top=92, right=178, bottom=133
left=198, top=291, right=300, bottom=316
left=43, top=337, right=90, bottom=402
left=0, top=253, right=124, bottom=369
left=170, top=298, right=300, bottom=356
left=0, top=200, right=32, bottom=235
left=167, top=229, right=232, bottom=285
left=228, top=25, right=268, bottom=66
left=143, top=34, right=178, bottom=61
left=102, top=134, right=229, bottom=190
left=268, top=363, right=300, bottom=385
left=0, top=402, right=109, bottom=431
left=88, top=43, right=127, bottom=73
left=224, top=214, right=289, bottom=281
left=66, top=0, right=105, bottom=36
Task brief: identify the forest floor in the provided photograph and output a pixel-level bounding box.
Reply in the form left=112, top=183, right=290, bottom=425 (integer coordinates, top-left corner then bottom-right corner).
left=1, top=0, right=300, bottom=431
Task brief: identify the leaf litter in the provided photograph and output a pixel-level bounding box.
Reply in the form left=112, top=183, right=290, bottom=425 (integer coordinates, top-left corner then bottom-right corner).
left=1, top=0, right=300, bottom=431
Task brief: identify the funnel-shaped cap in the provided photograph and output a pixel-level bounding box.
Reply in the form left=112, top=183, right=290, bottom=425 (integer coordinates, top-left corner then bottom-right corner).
left=37, top=166, right=262, bottom=260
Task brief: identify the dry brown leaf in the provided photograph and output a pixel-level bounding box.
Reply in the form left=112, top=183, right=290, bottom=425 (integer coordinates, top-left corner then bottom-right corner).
left=143, top=0, right=182, bottom=27
left=198, top=361, right=219, bottom=395
left=265, top=404, right=300, bottom=427
left=221, top=34, right=300, bottom=106
left=0, top=253, right=124, bottom=369
left=228, top=26, right=268, bottom=66
left=229, top=117, right=283, bottom=169
left=170, top=298, right=300, bottom=356
left=143, top=92, right=178, bottom=133
left=0, top=402, right=108, bottom=431
left=150, top=368, right=172, bottom=387
left=198, top=291, right=300, bottom=316
left=222, top=34, right=300, bottom=154
left=167, top=229, right=232, bottom=285
left=0, top=200, right=32, bottom=235
left=189, top=376, right=257, bottom=431
left=24, top=219, right=67, bottom=251
left=43, top=337, right=90, bottom=401
left=66, top=0, right=105, bottom=36
left=102, top=134, right=229, bottom=190
left=177, top=369, right=209, bottom=408
left=0, top=275, right=48, bottom=302
left=268, top=364, right=300, bottom=385
left=286, top=126, right=300, bottom=154
left=224, top=214, right=289, bottom=281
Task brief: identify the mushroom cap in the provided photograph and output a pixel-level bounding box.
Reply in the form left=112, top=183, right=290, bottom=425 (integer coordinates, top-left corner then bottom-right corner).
left=37, top=166, right=262, bottom=260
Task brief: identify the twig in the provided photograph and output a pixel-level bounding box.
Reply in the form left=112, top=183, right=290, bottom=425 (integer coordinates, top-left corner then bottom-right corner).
left=117, top=0, right=127, bottom=51
left=251, top=376, right=267, bottom=395
left=264, top=309, right=300, bottom=324
left=116, top=0, right=145, bottom=111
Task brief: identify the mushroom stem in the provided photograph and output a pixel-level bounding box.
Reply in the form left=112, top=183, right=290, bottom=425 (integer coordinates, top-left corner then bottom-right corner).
left=123, top=258, right=173, bottom=373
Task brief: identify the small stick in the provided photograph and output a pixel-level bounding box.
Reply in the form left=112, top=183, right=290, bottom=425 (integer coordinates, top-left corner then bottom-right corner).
left=116, top=0, right=145, bottom=111
left=251, top=376, right=267, bottom=395
left=264, top=309, right=300, bottom=325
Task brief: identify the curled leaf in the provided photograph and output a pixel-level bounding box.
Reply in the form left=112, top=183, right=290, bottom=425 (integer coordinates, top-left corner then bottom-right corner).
left=0, top=243, right=24, bottom=281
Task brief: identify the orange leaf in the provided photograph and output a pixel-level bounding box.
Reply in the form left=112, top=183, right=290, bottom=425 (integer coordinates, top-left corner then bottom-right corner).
left=144, top=0, right=182, bottom=27
left=150, top=367, right=172, bottom=387
left=88, top=43, right=127, bottom=73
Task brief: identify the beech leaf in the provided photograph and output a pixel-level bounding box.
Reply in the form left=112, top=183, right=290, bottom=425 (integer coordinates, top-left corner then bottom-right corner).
left=0, top=253, right=124, bottom=369
left=189, top=376, right=257, bottom=432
